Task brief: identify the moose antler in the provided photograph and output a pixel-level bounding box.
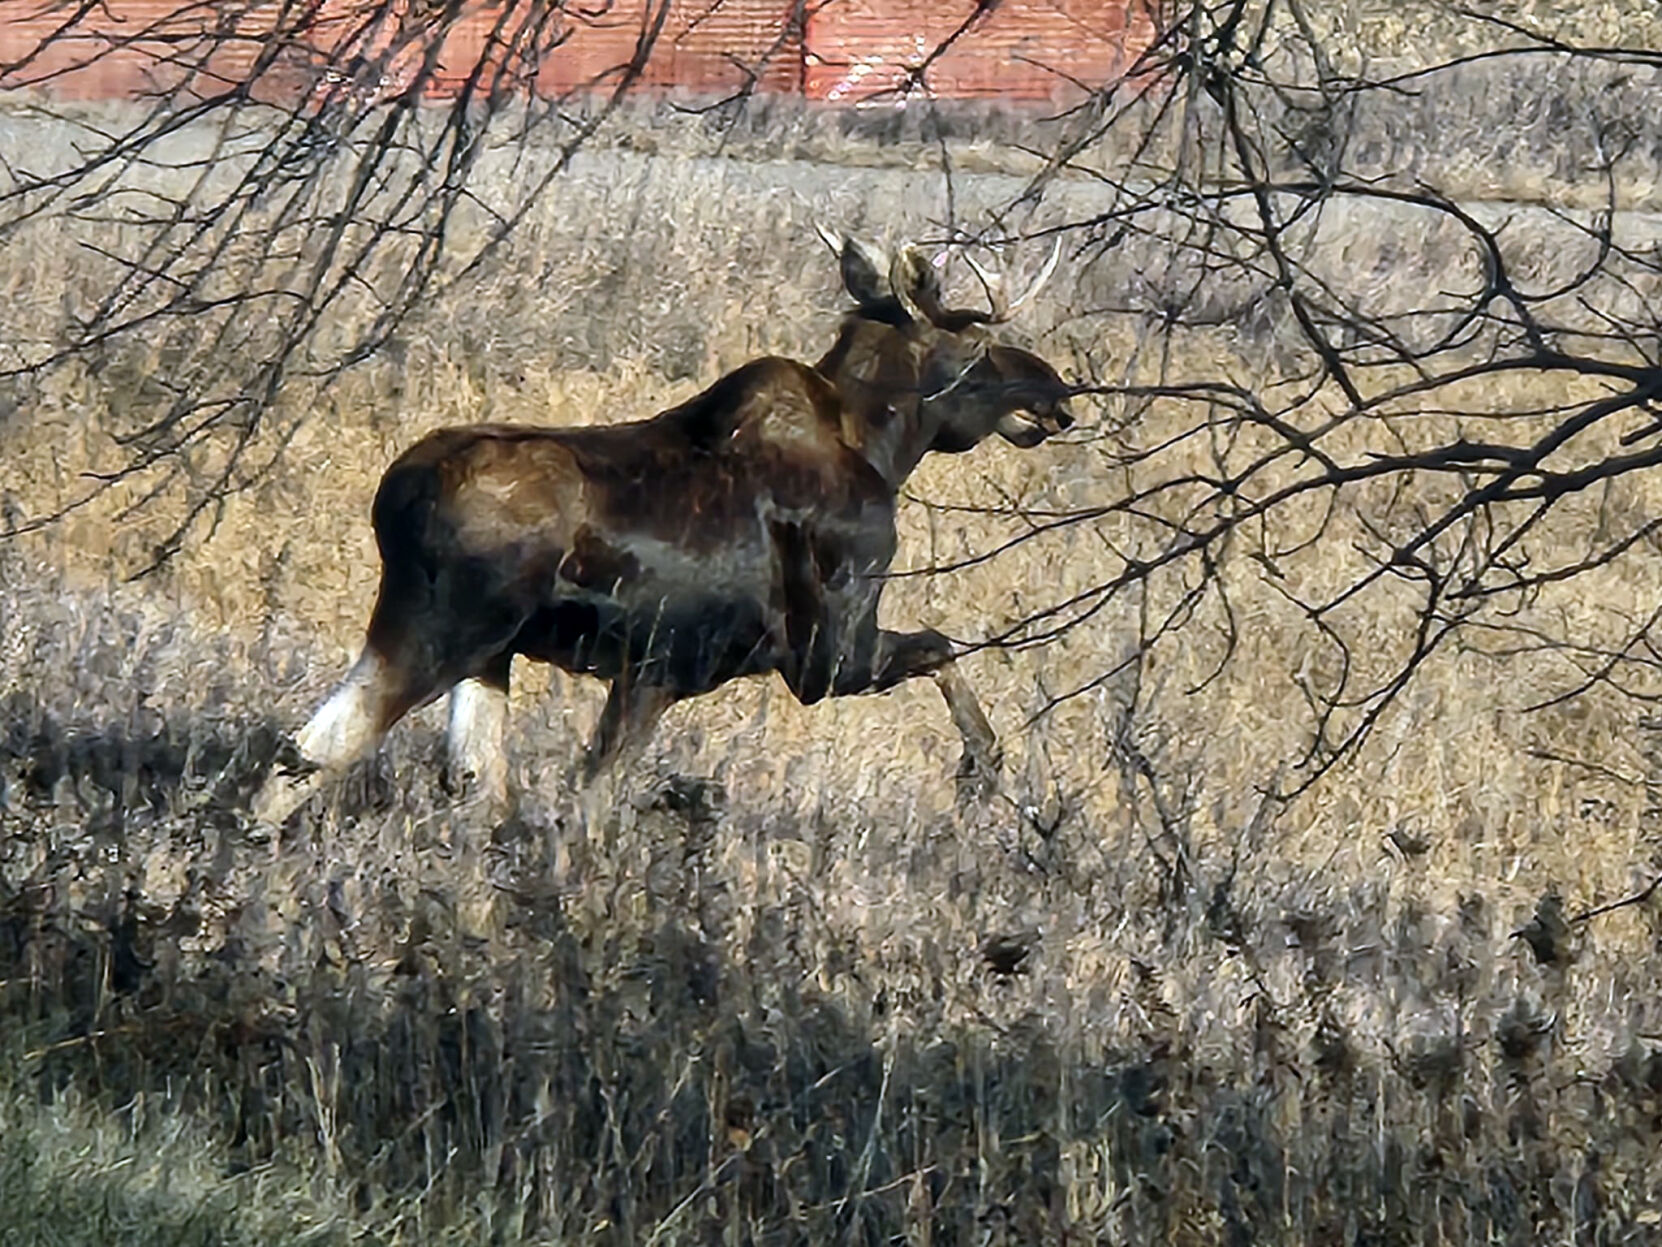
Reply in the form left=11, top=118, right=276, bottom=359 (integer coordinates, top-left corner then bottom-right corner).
left=961, top=237, right=1062, bottom=324
left=887, top=244, right=949, bottom=327
left=816, top=223, right=1054, bottom=331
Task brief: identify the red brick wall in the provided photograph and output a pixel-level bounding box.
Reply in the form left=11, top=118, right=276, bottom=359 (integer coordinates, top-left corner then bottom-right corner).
left=0, top=1, right=1147, bottom=106
left=0, top=1, right=264, bottom=101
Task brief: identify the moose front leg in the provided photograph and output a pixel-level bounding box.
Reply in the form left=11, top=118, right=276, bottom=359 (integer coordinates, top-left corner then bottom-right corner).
left=931, top=661, right=1003, bottom=795
left=827, top=626, right=1004, bottom=802
left=775, top=539, right=1000, bottom=800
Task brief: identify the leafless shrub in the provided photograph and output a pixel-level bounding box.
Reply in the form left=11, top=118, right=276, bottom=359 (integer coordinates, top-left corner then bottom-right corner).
left=6, top=1, right=1662, bottom=1241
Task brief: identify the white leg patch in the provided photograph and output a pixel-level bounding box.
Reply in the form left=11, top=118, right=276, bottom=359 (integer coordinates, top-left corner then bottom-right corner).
left=251, top=648, right=396, bottom=829
left=295, top=649, right=391, bottom=768
left=447, top=677, right=509, bottom=809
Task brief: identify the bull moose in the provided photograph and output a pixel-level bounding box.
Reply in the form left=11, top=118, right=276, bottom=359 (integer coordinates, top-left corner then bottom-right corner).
left=252, top=230, right=1074, bottom=826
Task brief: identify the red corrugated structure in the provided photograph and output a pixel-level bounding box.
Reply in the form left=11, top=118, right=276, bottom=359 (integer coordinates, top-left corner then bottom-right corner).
left=0, top=1, right=1149, bottom=106
left=807, top=1, right=1146, bottom=104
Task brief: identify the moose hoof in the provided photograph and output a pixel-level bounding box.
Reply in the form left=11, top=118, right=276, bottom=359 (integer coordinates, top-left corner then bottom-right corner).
left=441, top=765, right=510, bottom=822
left=954, top=745, right=1003, bottom=806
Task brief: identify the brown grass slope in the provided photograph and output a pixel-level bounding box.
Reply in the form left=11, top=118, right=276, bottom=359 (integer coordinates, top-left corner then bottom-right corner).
left=5, top=65, right=1662, bottom=1245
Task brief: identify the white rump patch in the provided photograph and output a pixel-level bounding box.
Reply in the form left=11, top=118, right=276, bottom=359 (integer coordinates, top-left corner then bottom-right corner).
left=295, top=648, right=390, bottom=768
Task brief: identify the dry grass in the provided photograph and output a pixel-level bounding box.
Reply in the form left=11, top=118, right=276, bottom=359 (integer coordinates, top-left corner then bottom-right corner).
left=5, top=76, right=1662, bottom=1242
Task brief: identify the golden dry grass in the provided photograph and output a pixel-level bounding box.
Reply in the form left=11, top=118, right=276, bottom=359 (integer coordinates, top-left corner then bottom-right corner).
left=4, top=78, right=1662, bottom=1240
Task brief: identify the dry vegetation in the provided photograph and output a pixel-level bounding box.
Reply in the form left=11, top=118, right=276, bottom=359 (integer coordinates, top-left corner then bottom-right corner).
left=6, top=29, right=1662, bottom=1244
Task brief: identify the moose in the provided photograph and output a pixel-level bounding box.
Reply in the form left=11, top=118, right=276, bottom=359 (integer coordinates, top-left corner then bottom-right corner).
left=252, top=229, right=1073, bottom=826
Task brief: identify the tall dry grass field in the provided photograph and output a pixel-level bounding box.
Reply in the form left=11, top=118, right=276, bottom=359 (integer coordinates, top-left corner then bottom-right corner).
left=4, top=61, right=1662, bottom=1243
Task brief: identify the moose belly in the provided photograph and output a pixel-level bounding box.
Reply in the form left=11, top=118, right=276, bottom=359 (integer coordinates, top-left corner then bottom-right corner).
left=512, top=588, right=777, bottom=693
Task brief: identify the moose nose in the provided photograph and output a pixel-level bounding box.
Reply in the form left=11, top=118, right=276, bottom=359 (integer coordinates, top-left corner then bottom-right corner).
left=1051, top=403, right=1076, bottom=431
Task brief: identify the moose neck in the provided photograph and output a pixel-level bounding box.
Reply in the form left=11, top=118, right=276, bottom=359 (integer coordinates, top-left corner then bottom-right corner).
left=856, top=395, right=960, bottom=490
left=816, top=320, right=974, bottom=492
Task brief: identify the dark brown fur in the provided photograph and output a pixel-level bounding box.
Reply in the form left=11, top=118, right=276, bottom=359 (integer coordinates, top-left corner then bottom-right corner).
left=253, top=235, right=1073, bottom=822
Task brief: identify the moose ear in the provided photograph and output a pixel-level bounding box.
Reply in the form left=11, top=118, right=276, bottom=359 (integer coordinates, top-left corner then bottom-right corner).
left=888, top=245, right=945, bottom=326
left=816, top=223, right=892, bottom=309
left=841, top=237, right=894, bottom=308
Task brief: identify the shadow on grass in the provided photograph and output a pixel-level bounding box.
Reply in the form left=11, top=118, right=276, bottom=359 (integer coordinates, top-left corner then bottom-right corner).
left=2, top=702, right=1662, bottom=1245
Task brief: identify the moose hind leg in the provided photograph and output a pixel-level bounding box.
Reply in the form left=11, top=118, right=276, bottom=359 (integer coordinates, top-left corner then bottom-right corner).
left=295, top=649, right=402, bottom=761
left=252, top=647, right=415, bottom=827
left=444, top=653, right=511, bottom=814
left=582, top=679, right=677, bottom=785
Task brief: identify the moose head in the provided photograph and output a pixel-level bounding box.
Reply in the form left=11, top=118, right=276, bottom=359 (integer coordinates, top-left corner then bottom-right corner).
left=813, top=227, right=1075, bottom=487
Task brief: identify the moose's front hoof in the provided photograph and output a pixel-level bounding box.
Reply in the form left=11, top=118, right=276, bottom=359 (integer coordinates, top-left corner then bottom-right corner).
left=954, top=745, right=1003, bottom=807
left=263, top=732, right=306, bottom=776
